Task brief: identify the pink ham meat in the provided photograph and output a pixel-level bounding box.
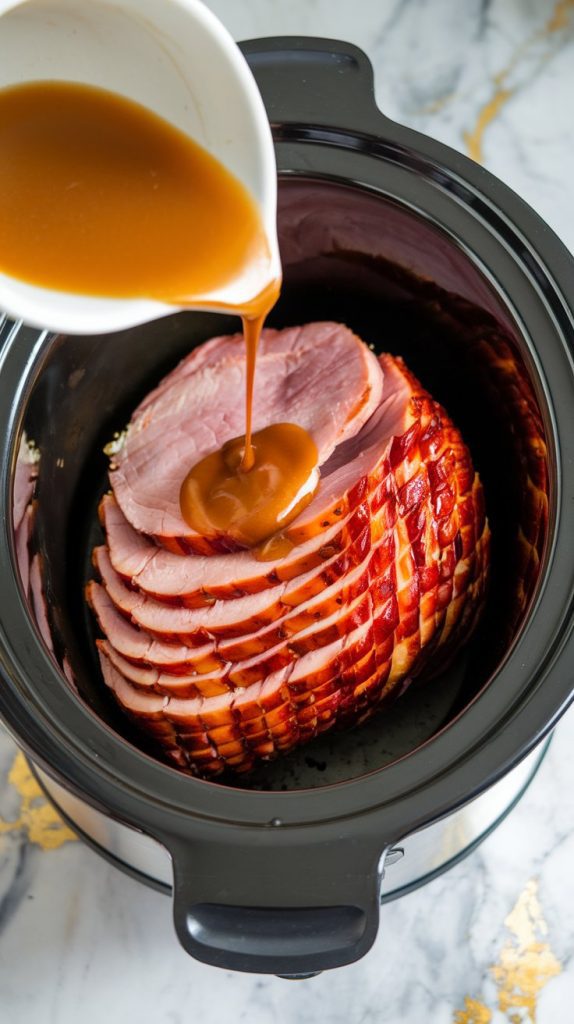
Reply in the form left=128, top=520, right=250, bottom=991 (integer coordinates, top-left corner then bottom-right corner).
left=88, top=331, right=490, bottom=777
left=109, top=323, right=384, bottom=554
left=16, top=505, right=33, bottom=596
left=14, top=434, right=38, bottom=531
left=101, top=490, right=372, bottom=605
left=94, top=539, right=381, bottom=649
left=100, top=352, right=412, bottom=603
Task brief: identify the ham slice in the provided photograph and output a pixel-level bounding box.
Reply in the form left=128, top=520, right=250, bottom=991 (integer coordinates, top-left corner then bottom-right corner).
left=94, top=540, right=377, bottom=648
left=88, top=331, right=490, bottom=776
left=13, top=434, right=38, bottom=531
left=30, top=553, right=55, bottom=654
left=109, top=323, right=383, bottom=553
left=16, top=504, right=33, bottom=596
left=102, top=490, right=372, bottom=605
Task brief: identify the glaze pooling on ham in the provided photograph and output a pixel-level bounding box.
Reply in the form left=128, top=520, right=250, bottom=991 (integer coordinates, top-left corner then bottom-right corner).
left=88, top=326, right=491, bottom=777
left=109, top=323, right=384, bottom=553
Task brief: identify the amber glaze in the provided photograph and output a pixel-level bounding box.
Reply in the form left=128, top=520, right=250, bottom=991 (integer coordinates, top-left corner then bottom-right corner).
left=180, top=423, right=318, bottom=549
left=181, top=279, right=320, bottom=547
left=0, top=81, right=270, bottom=300
left=239, top=277, right=282, bottom=472
left=0, top=80, right=318, bottom=547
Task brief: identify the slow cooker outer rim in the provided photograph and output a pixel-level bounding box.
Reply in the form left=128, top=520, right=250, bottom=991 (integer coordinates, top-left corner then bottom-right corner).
left=1, top=38, right=574, bottom=842
left=1, top=236, right=573, bottom=841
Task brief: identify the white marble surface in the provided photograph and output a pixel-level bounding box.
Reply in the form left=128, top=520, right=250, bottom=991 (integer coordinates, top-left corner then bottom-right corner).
left=2, top=1, right=574, bottom=1021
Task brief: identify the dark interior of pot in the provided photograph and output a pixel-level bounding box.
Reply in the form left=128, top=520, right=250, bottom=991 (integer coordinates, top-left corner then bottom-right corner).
left=14, top=177, right=551, bottom=790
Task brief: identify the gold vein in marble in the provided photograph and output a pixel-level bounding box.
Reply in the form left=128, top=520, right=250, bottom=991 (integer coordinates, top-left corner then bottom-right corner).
left=453, top=879, right=561, bottom=1024
left=0, top=752, right=76, bottom=850
left=418, top=92, right=455, bottom=115
left=491, top=879, right=561, bottom=1023
left=453, top=996, right=492, bottom=1024
left=464, top=0, right=574, bottom=165
left=547, top=0, right=574, bottom=33
left=464, top=87, right=512, bottom=164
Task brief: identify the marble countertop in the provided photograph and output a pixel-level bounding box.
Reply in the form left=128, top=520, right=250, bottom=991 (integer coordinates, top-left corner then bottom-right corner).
left=2, top=1, right=574, bottom=1021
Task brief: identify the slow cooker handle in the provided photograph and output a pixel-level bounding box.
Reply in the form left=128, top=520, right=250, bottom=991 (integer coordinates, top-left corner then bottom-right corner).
left=167, top=830, right=387, bottom=975
left=241, top=36, right=392, bottom=134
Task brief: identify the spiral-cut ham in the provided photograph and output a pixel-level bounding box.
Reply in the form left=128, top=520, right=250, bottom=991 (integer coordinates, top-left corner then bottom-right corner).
left=88, top=325, right=490, bottom=777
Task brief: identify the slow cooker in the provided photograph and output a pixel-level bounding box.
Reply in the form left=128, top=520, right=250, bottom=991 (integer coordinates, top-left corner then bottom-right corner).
left=1, top=37, right=574, bottom=977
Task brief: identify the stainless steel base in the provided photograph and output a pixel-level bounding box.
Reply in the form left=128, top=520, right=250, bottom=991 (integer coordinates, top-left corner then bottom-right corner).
left=33, top=739, right=548, bottom=899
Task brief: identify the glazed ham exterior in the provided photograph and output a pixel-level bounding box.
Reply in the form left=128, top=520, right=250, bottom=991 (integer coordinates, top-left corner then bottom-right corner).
left=88, top=325, right=490, bottom=777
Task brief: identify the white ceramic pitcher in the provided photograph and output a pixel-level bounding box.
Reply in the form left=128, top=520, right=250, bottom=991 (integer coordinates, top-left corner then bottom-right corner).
left=0, top=0, right=280, bottom=334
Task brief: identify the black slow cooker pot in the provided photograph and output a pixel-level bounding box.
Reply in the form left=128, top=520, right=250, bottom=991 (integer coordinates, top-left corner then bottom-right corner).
left=1, top=38, right=574, bottom=977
